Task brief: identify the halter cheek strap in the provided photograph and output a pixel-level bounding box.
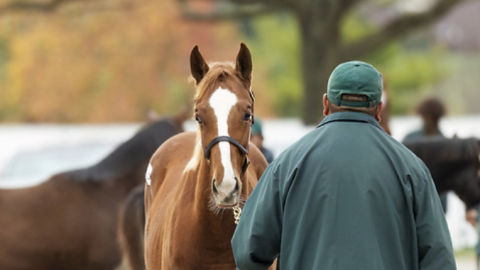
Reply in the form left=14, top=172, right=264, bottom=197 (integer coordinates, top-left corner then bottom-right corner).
left=203, top=136, right=250, bottom=175
left=249, top=90, right=255, bottom=125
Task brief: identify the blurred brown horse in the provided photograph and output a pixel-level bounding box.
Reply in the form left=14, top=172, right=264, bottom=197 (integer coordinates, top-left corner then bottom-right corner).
left=404, top=137, right=480, bottom=208
left=143, top=44, right=272, bottom=270
left=0, top=112, right=188, bottom=270
left=117, top=185, right=146, bottom=270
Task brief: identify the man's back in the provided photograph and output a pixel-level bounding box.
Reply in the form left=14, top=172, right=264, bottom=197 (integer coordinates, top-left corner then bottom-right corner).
left=232, top=112, right=455, bottom=270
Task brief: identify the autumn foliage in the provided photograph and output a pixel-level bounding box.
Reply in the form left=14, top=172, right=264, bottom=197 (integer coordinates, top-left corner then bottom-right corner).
left=0, top=0, right=274, bottom=122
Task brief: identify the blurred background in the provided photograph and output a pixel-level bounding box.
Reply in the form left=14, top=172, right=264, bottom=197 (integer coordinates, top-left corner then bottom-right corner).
left=0, top=0, right=479, bottom=268
left=0, top=0, right=479, bottom=123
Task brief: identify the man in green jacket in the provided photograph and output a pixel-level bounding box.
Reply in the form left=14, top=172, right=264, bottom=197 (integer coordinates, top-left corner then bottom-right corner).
left=231, top=61, right=456, bottom=270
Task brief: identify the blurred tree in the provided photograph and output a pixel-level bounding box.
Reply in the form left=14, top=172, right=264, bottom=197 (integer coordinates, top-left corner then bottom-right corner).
left=178, top=0, right=466, bottom=124
left=241, top=13, right=448, bottom=118
left=242, top=14, right=303, bottom=117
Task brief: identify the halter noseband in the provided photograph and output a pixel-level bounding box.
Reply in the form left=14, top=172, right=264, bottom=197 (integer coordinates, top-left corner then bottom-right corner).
left=203, top=136, right=250, bottom=175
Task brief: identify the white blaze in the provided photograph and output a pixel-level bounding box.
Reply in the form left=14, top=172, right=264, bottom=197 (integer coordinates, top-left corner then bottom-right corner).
left=209, top=87, right=238, bottom=196
left=145, top=163, right=153, bottom=186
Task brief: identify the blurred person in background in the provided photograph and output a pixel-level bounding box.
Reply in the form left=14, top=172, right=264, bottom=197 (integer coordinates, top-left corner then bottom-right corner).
left=465, top=206, right=480, bottom=269
left=403, top=98, right=446, bottom=141
left=250, top=119, right=274, bottom=164
left=403, top=97, right=448, bottom=213
left=466, top=186, right=480, bottom=269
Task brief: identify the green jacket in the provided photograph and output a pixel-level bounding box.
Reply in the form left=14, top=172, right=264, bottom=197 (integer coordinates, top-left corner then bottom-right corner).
left=231, top=112, right=455, bottom=270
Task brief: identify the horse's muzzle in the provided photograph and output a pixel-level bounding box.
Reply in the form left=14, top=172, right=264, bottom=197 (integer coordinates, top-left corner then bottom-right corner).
left=212, top=178, right=240, bottom=207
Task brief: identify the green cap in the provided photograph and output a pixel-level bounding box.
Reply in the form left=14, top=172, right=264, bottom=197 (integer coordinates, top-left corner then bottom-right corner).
left=327, top=61, right=383, bottom=108
left=251, top=119, right=263, bottom=135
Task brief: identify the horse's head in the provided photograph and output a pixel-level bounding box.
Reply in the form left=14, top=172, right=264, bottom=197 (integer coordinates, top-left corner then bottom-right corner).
left=190, top=43, right=254, bottom=207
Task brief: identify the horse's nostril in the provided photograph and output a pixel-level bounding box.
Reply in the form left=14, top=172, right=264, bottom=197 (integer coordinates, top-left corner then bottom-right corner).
left=212, top=179, right=219, bottom=195
left=233, top=179, right=239, bottom=194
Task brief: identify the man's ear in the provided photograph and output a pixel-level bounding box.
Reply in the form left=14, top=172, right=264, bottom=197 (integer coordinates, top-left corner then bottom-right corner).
left=190, top=45, right=209, bottom=84
left=375, top=102, right=383, bottom=122
left=323, top=94, right=330, bottom=116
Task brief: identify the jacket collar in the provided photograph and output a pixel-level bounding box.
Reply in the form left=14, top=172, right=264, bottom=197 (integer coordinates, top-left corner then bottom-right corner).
left=316, top=111, right=385, bottom=132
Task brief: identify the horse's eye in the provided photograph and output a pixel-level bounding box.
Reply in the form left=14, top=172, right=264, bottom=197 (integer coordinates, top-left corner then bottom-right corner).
left=195, top=115, right=203, bottom=124
left=243, top=112, right=252, bottom=121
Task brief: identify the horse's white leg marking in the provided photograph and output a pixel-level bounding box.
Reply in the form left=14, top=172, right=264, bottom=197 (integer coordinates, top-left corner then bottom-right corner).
left=209, top=87, right=238, bottom=198
left=145, top=163, right=153, bottom=186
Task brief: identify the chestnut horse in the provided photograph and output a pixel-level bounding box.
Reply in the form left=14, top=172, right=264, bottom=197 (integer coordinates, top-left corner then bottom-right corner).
left=0, top=114, right=186, bottom=270
left=144, top=44, right=271, bottom=269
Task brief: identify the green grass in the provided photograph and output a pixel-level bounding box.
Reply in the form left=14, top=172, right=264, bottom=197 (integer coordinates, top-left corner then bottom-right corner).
left=455, top=247, right=476, bottom=258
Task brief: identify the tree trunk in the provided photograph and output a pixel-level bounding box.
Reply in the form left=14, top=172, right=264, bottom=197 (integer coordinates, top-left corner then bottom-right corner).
left=299, top=14, right=340, bottom=125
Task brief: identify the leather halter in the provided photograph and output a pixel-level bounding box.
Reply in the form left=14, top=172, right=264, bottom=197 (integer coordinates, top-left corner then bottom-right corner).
left=203, top=136, right=250, bottom=175
left=201, top=89, right=255, bottom=175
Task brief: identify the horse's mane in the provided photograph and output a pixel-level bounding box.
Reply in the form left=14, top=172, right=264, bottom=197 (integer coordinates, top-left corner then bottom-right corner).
left=62, top=118, right=183, bottom=183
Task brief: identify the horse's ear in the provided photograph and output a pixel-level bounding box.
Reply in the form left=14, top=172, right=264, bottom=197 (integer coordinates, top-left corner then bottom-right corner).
left=190, top=45, right=209, bottom=84
left=235, top=43, right=252, bottom=83
left=145, top=108, right=160, bottom=124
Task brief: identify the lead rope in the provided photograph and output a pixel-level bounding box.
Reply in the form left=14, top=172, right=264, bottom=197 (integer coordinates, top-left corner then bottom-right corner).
left=233, top=205, right=242, bottom=225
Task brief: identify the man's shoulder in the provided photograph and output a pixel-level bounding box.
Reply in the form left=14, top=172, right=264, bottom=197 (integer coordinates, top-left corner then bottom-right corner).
left=284, top=128, right=323, bottom=151
left=271, top=128, right=321, bottom=167
left=388, top=138, right=431, bottom=179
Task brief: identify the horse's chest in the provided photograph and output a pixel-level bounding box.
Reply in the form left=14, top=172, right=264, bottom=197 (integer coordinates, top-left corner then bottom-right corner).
left=146, top=208, right=236, bottom=270
left=162, top=242, right=236, bottom=270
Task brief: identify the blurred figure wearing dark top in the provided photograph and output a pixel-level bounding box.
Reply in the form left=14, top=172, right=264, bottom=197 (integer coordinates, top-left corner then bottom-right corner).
left=250, top=119, right=274, bottom=164
left=403, top=98, right=447, bottom=213
left=403, top=98, right=446, bottom=141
